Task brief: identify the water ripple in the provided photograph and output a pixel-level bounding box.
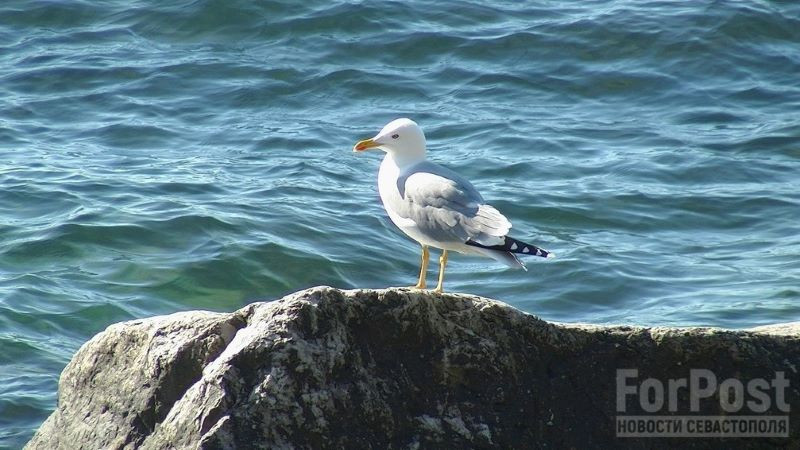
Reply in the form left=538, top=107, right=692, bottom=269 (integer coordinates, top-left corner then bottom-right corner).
left=2, top=0, right=800, bottom=446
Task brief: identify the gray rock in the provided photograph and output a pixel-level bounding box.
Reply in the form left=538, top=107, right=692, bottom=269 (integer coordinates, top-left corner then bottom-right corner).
left=26, top=287, right=800, bottom=449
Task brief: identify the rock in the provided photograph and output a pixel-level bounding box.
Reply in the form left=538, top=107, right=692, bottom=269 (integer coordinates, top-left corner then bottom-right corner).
left=26, top=287, right=800, bottom=449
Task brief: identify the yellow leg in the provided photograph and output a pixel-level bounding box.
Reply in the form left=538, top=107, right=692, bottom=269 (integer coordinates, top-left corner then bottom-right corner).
left=433, top=249, right=448, bottom=293
left=411, top=245, right=429, bottom=289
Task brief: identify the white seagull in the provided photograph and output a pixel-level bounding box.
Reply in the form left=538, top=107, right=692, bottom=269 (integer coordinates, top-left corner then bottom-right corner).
left=354, top=118, right=554, bottom=293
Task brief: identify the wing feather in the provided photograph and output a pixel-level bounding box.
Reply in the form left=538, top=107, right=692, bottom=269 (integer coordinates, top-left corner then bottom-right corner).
left=393, top=161, right=512, bottom=246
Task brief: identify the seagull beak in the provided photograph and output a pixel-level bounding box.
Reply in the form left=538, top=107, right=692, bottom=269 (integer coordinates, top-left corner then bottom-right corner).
left=353, top=138, right=380, bottom=152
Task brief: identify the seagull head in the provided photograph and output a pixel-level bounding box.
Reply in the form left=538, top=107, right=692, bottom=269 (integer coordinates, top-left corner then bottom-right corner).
left=353, top=118, right=426, bottom=161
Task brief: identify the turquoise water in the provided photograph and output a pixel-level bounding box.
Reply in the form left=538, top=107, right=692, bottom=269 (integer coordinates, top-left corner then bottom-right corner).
left=1, top=0, right=799, bottom=446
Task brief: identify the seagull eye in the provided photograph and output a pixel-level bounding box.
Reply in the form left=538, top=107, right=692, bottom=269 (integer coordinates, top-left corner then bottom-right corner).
left=391, top=134, right=399, bottom=139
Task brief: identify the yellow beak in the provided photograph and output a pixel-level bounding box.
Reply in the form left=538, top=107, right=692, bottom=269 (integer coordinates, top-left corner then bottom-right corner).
left=353, top=138, right=380, bottom=152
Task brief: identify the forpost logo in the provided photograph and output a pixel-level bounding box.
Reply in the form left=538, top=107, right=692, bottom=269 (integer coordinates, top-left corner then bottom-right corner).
left=615, top=369, right=790, bottom=438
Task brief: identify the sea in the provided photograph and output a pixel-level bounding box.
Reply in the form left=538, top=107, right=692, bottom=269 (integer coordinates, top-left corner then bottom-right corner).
left=1, top=0, right=799, bottom=447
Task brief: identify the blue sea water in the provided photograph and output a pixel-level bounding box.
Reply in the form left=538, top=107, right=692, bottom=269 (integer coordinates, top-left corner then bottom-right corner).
left=1, top=0, right=799, bottom=446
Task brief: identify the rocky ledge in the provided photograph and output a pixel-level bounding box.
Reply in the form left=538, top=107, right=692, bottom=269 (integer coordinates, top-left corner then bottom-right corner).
left=27, top=287, right=800, bottom=449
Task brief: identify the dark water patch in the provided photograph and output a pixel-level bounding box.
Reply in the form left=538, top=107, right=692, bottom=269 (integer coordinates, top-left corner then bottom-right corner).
left=88, top=123, right=180, bottom=148
left=312, top=69, right=430, bottom=100
left=52, top=26, right=137, bottom=46
left=715, top=3, right=800, bottom=43
left=144, top=240, right=348, bottom=310
left=61, top=302, right=137, bottom=335
left=672, top=109, right=749, bottom=125
left=254, top=136, right=330, bottom=154
left=0, top=185, right=82, bottom=220
left=0, top=394, right=54, bottom=450
left=0, top=335, right=43, bottom=365
left=140, top=215, right=240, bottom=235
left=270, top=2, right=396, bottom=39
left=3, top=65, right=146, bottom=95
left=0, top=1, right=107, bottom=30
left=37, top=216, right=239, bottom=253
left=0, top=126, right=28, bottom=146
left=772, top=289, right=799, bottom=299
left=149, top=181, right=229, bottom=196
left=2, top=235, right=81, bottom=264
left=705, top=134, right=800, bottom=156
left=0, top=295, right=132, bottom=341
left=726, top=85, right=791, bottom=106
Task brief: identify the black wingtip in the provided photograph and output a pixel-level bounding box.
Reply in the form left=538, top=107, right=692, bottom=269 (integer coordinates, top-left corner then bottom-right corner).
left=466, top=236, right=553, bottom=259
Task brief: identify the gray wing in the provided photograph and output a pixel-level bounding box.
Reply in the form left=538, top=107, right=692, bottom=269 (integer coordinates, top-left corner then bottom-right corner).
left=393, top=161, right=511, bottom=245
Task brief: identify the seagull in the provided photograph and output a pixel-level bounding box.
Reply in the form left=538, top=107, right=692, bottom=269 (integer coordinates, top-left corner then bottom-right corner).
left=353, top=118, right=554, bottom=293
